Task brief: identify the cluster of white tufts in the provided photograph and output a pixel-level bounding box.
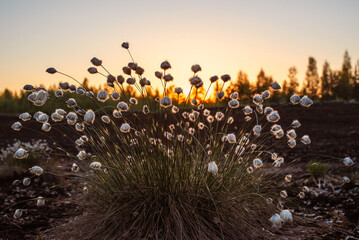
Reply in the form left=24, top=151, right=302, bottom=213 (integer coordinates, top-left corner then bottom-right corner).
left=7, top=42, right=354, bottom=237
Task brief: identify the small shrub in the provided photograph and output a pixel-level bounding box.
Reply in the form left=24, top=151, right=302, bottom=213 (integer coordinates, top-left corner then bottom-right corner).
left=307, top=160, right=328, bottom=178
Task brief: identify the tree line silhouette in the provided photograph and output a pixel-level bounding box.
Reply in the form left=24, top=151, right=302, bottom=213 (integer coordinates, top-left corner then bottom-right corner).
left=1, top=51, right=358, bottom=113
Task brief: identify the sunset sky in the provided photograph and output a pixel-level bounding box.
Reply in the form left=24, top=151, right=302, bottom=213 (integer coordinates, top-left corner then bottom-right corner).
left=1, top=0, right=358, bottom=94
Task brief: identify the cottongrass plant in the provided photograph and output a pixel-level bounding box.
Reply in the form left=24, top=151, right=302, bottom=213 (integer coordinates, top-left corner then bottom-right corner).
left=8, top=42, right=355, bottom=239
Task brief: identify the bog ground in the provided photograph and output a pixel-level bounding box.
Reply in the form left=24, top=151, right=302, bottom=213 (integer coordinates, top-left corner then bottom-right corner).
left=0, top=102, right=358, bottom=239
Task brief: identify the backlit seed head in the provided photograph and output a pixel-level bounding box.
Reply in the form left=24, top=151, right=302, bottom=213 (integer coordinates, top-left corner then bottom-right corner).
left=271, top=124, right=282, bottom=133
left=77, top=87, right=86, bottom=95
left=266, top=111, right=280, bottom=123
left=290, top=94, right=301, bottom=105
left=261, top=90, right=270, bottom=99
left=14, top=148, right=28, bottom=159
left=251, top=144, right=257, bottom=150
left=285, top=174, right=292, bottom=182
left=216, top=91, right=225, bottom=99
left=117, top=75, right=125, bottom=84
left=174, top=87, right=183, bottom=94
left=300, top=135, right=311, bottom=145
left=97, top=90, right=109, bottom=102
left=286, top=129, right=297, bottom=139
left=203, top=109, right=210, bottom=116
left=227, top=117, right=234, bottom=124
left=269, top=214, right=281, bottom=228
left=189, top=128, right=195, bottom=135
left=77, top=150, right=87, bottom=160
left=160, top=96, right=172, bottom=108
left=230, top=92, right=239, bottom=99
left=128, top=62, right=137, bottom=70
left=120, top=123, right=131, bottom=133
left=189, top=76, right=202, bottom=87
left=29, top=166, right=43, bottom=176
left=75, top=138, right=84, bottom=146
left=55, top=89, right=63, bottom=97
left=182, top=112, right=189, bottom=119
left=264, top=106, right=274, bottom=115
left=135, top=66, right=145, bottom=75
left=41, top=123, right=51, bottom=132
left=111, top=92, right=120, bottom=101
left=51, top=112, right=64, bottom=122
left=228, top=99, right=240, bottom=108
left=253, top=94, right=263, bottom=105
left=343, top=176, right=350, bottom=183
left=280, top=190, right=288, bottom=198
left=302, top=186, right=309, bottom=193
left=198, top=122, right=205, bottom=130
left=155, top=71, right=163, bottom=79
left=81, top=135, right=89, bottom=142
left=126, top=77, right=136, bottom=85
left=287, top=139, right=296, bottom=148
left=191, top=99, right=198, bottom=106
left=90, top=161, right=102, bottom=170
left=37, top=196, right=45, bottom=207
left=280, top=210, right=293, bottom=223
left=253, top=158, right=263, bottom=168
left=143, top=105, right=150, bottom=114
left=252, top=125, right=262, bottom=136
left=19, top=112, right=31, bottom=121
left=172, top=106, right=179, bottom=114
left=215, top=112, right=224, bottom=121
left=227, top=134, right=236, bottom=144
left=86, top=91, right=94, bottom=98
left=23, top=177, right=31, bottom=186
left=66, top=112, right=78, bottom=124
left=191, top=64, right=202, bottom=73
left=14, top=209, right=23, bottom=219
left=247, top=167, right=254, bottom=174
left=244, top=116, right=251, bottom=122
left=88, top=67, right=97, bottom=74
left=210, top=75, right=219, bottom=83
left=121, top=42, right=129, bottom=49
left=38, top=113, right=49, bottom=123
left=11, top=122, right=22, bottom=131
left=163, top=74, right=174, bottom=82
left=160, top=60, right=171, bottom=70
left=273, top=157, right=284, bottom=167
left=207, top=115, right=214, bottom=123
left=101, top=115, right=111, bottom=124
left=84, top=110, right=95, bottom=124
left=46, top=67, right=57, bottom=74
left=208, top=161, right=218, bottom=175
left=129, top=97, right=138, bottom=105
left=297, top=192, right=305, bottom=199
left=91, top=57, right=102, bottom=66
left=177, top=134, right=184, bottom=141
left=243, top=105, right=253, bottom=115
left=256, top=104, right=263, bottom=114
left=221, top=74, right=231, bottom=82
left=343, top=157, right=354, bottom=166
left=291, top=120, right=301, bottom=128
left=23, top=84, right=34, bottom=92
left=270, top=81, right=281, bottom=90
left=271, top=152, right=278, bottom=160
left=299, top=95, right=313, bottom=107
left=117, top=102, right=129, bottom=111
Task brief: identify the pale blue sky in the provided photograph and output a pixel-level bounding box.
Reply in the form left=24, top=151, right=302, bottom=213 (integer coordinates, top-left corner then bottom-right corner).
left=0, top=0, right=358, bottom=92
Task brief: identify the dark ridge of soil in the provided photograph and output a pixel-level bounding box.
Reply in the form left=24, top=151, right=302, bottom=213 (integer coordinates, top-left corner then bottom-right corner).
left=0, top=102, right=358, bottom=239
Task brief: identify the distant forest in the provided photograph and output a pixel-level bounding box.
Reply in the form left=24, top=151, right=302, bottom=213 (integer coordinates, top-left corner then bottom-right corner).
left=1, top=51, right=358, bottom=114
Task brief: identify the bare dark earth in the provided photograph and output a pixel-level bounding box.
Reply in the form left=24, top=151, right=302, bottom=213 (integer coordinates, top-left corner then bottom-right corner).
left=0, top=102, right=358, bottom=239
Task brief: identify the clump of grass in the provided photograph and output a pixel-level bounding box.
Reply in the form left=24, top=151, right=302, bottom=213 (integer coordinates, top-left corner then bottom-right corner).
left=307, top=160, right=328, bottom=178
left=7, top=42, right=352, bottom=239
